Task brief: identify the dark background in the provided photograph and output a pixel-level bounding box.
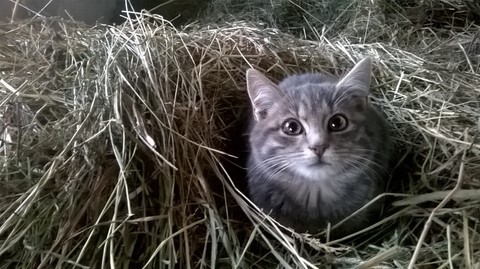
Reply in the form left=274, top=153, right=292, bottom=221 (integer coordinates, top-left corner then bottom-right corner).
left=0, top=0, right=212, bottom=25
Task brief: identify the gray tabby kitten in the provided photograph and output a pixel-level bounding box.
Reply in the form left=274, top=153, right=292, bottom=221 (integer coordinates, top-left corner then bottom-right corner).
left=246, top=58, right=390, bottom=235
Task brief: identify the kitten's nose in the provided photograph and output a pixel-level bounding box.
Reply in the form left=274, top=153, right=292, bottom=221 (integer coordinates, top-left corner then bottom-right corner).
left=309, top=144, right=329, bottom=157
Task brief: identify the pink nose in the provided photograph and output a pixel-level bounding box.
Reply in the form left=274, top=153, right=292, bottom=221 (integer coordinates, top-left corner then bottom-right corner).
left=309, top=144, right=329, bottom=157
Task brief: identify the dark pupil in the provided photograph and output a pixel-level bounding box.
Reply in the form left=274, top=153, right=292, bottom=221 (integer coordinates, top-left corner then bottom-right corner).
left=331, top=117, right=342, bottom=128
left=286, top=121, right=299, bottom=133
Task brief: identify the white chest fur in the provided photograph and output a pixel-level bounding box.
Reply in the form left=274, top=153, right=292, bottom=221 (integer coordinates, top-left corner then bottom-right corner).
left=290, top=165, right=348, bottom=210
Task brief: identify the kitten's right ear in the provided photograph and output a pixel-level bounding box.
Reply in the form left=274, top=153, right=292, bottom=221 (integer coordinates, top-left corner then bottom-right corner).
left=246, top=69, right=282, bottom=121
left=336, top=58, right=372, bottom=96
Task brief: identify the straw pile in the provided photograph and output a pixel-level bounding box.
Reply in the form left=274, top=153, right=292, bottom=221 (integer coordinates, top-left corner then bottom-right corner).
left=0, top=0, right=479, bottom=268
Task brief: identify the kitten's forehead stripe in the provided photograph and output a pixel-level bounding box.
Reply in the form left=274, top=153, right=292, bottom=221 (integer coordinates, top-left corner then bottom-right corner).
left=281, top=82, right=338, bottom=131
left=297, top=105, right=307, bottom=120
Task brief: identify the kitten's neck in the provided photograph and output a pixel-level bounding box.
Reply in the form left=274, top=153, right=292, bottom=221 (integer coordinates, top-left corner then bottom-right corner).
left=294, top=178, right=337, bottom=210
left=281, top=166, right=373, bottom=208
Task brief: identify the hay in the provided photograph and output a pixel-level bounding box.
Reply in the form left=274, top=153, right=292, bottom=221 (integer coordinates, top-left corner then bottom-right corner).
left=0, top=1, right=480, bottom=268
left=203, top=0, right=355, bottom=38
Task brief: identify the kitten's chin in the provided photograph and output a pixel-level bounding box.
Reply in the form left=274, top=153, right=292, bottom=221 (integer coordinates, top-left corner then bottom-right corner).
left=294, top=162, right=335, bottom=182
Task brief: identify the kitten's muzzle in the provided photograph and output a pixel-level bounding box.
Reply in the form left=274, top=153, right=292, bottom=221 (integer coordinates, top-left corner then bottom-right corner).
left=309, top=144, right=329, bottom=158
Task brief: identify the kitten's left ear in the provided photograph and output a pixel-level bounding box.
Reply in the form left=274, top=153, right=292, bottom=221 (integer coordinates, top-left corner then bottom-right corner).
left=336, top=58, right=372, bottom=96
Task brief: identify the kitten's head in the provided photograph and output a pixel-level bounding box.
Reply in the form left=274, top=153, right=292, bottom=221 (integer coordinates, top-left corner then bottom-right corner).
left=246, top=58, right=380, bottom=181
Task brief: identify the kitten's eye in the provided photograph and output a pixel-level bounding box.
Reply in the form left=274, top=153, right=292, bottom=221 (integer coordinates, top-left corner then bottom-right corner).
left=281, top=118, right=303, bottom=135
left=328, top=114, right=348, bottom=132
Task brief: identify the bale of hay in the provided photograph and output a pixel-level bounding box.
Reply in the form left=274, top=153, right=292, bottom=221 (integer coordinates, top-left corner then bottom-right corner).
left=0, top=2, right=479, bottom=268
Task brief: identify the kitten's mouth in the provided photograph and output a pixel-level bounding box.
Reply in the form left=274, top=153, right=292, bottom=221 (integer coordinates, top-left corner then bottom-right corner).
left=310, top=158, right=329, bottom=166
left=297, top=155, right=330, bottom=167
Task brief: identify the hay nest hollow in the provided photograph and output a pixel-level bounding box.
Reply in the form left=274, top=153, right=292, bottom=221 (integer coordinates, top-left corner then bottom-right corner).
left=0, top=1, right=480, bottom=268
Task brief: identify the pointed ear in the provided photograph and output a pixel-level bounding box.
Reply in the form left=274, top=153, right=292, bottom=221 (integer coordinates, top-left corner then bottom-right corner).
left=246, top=69, right=282, bottom=121
left=336, top=58, right=372, bottom=96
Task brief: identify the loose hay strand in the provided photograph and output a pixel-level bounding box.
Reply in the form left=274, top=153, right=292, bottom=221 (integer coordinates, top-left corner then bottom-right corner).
left=408, top=148, right=467, bottom=269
